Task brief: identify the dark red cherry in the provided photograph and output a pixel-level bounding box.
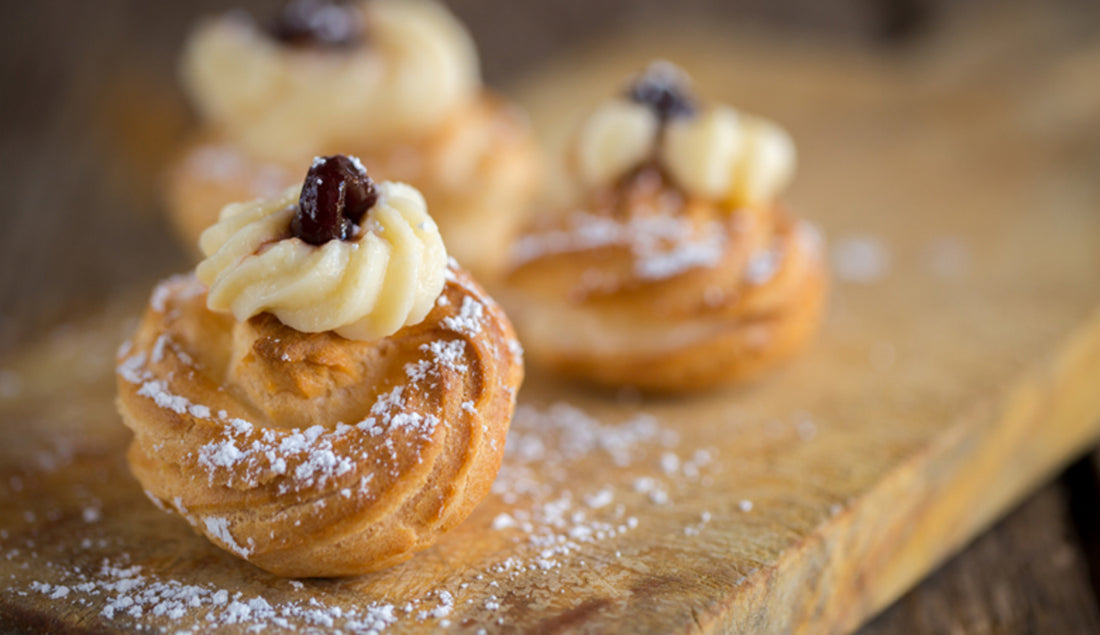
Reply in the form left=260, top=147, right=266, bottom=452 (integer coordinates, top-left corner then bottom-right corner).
left=292, top=155, right=378, bottom=245
left=625, top=62, right=696, bottom=122
left=271, top=0, right=364, bottom=49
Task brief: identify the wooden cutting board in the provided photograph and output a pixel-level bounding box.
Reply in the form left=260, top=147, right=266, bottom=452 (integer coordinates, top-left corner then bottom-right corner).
left=3, top=7, right=1100, bottom=633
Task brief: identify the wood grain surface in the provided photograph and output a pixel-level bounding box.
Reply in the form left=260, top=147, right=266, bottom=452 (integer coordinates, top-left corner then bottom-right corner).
left=2, top=1, right=1100, bottom=634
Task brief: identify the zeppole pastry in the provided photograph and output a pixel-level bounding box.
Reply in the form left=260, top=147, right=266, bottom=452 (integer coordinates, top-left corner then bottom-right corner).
left=168, top=0, right=538, bottom=280
left=504, top=62, right=826, bottom=392
left=118, top=154, right=524, bottom=577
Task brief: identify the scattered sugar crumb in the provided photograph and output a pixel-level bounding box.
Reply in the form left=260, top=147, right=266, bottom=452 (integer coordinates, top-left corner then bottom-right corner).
left=633, top=477, right=669, bottom=505
left=684, top=510, right=713, bottom=536
left=24, top=559, right=402, bottom=631
left=831, top=235, right=891, bottom=283
left=584, top=488, right=614, bottom=509
left=793, top=411, right=817, bottom=441
left=739, top=499, right=754, bottom=513
left=492, top=513, right=516, bottom=530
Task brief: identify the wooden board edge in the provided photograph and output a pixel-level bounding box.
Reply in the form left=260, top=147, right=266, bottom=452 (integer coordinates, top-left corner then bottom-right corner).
left=700, top=306, right=1100, bottom=633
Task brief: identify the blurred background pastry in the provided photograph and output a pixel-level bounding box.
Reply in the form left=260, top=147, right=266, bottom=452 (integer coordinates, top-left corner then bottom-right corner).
left=167, top=0, right=539, bottom=281
left=504, top=63, right=827, bottom=392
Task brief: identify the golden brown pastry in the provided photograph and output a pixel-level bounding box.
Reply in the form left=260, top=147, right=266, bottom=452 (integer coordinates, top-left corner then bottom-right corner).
left=118, top=155, right=523, bottom=577
left=503, top=63, right=826, bottom=392
left=167, top=0, right=538, bottom=281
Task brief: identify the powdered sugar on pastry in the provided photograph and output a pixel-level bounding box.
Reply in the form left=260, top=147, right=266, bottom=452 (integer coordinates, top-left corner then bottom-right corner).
left=512, top=211, right=726, bottom=281
left=202, top=516, right=252, bottom=558
left=116, top=259, right=521, bottom=577
left=117, top=281, right=487, bottom=493
left=442, top=296, right=485, bottom=335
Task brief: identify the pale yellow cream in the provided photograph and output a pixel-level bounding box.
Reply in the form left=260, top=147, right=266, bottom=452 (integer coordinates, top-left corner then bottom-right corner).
left=182, top=0, right=479, bottom=163
left=196, top=181, right=447, bottom=341
left=572, top=99, right=659, bottom=188
left=571, top=96, right=796, bottom=208
left=662, top=106, right=795, bottom=207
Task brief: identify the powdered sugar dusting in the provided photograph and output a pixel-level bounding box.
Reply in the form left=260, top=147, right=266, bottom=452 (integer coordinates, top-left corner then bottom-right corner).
left=116, top=352, right=147, bottom=385
left=135, top=380, right=192, bottom=417
left=202, top=517, right=251, bottom=558
left=513, top=212, right=727, bottom=281
left=23, top=558, right=403, bottom=632
left=116, top=316, right=478, bottom=495
left=831, top=234, right=891, bottom=283
left=419, top=339, right=468, bottom=374
left=744, top=246, right=782, bottom=285
left=441, top=297, right=484, bottom=336
left=1, top=269, right=837, bottom=629
left=506, top=338, right=524, bottom=363
left=468, top=401, right=726, bottom=583
left=0, top=395, right=829, bottom=630
left=149, top=275, right=205, bottom=314
left=633, top=220, right=726, bottom=280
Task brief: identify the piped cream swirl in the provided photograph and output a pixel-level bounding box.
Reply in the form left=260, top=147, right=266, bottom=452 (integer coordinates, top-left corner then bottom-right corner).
left=572, top=96, right=796, bottom=208
left=182, top=0, right=480, bottom=162
left=195, top=181, right=446, bottom=341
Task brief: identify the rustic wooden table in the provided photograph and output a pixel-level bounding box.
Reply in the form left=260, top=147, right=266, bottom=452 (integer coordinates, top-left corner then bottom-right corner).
left=1, top=1, right=1098, bottom=633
